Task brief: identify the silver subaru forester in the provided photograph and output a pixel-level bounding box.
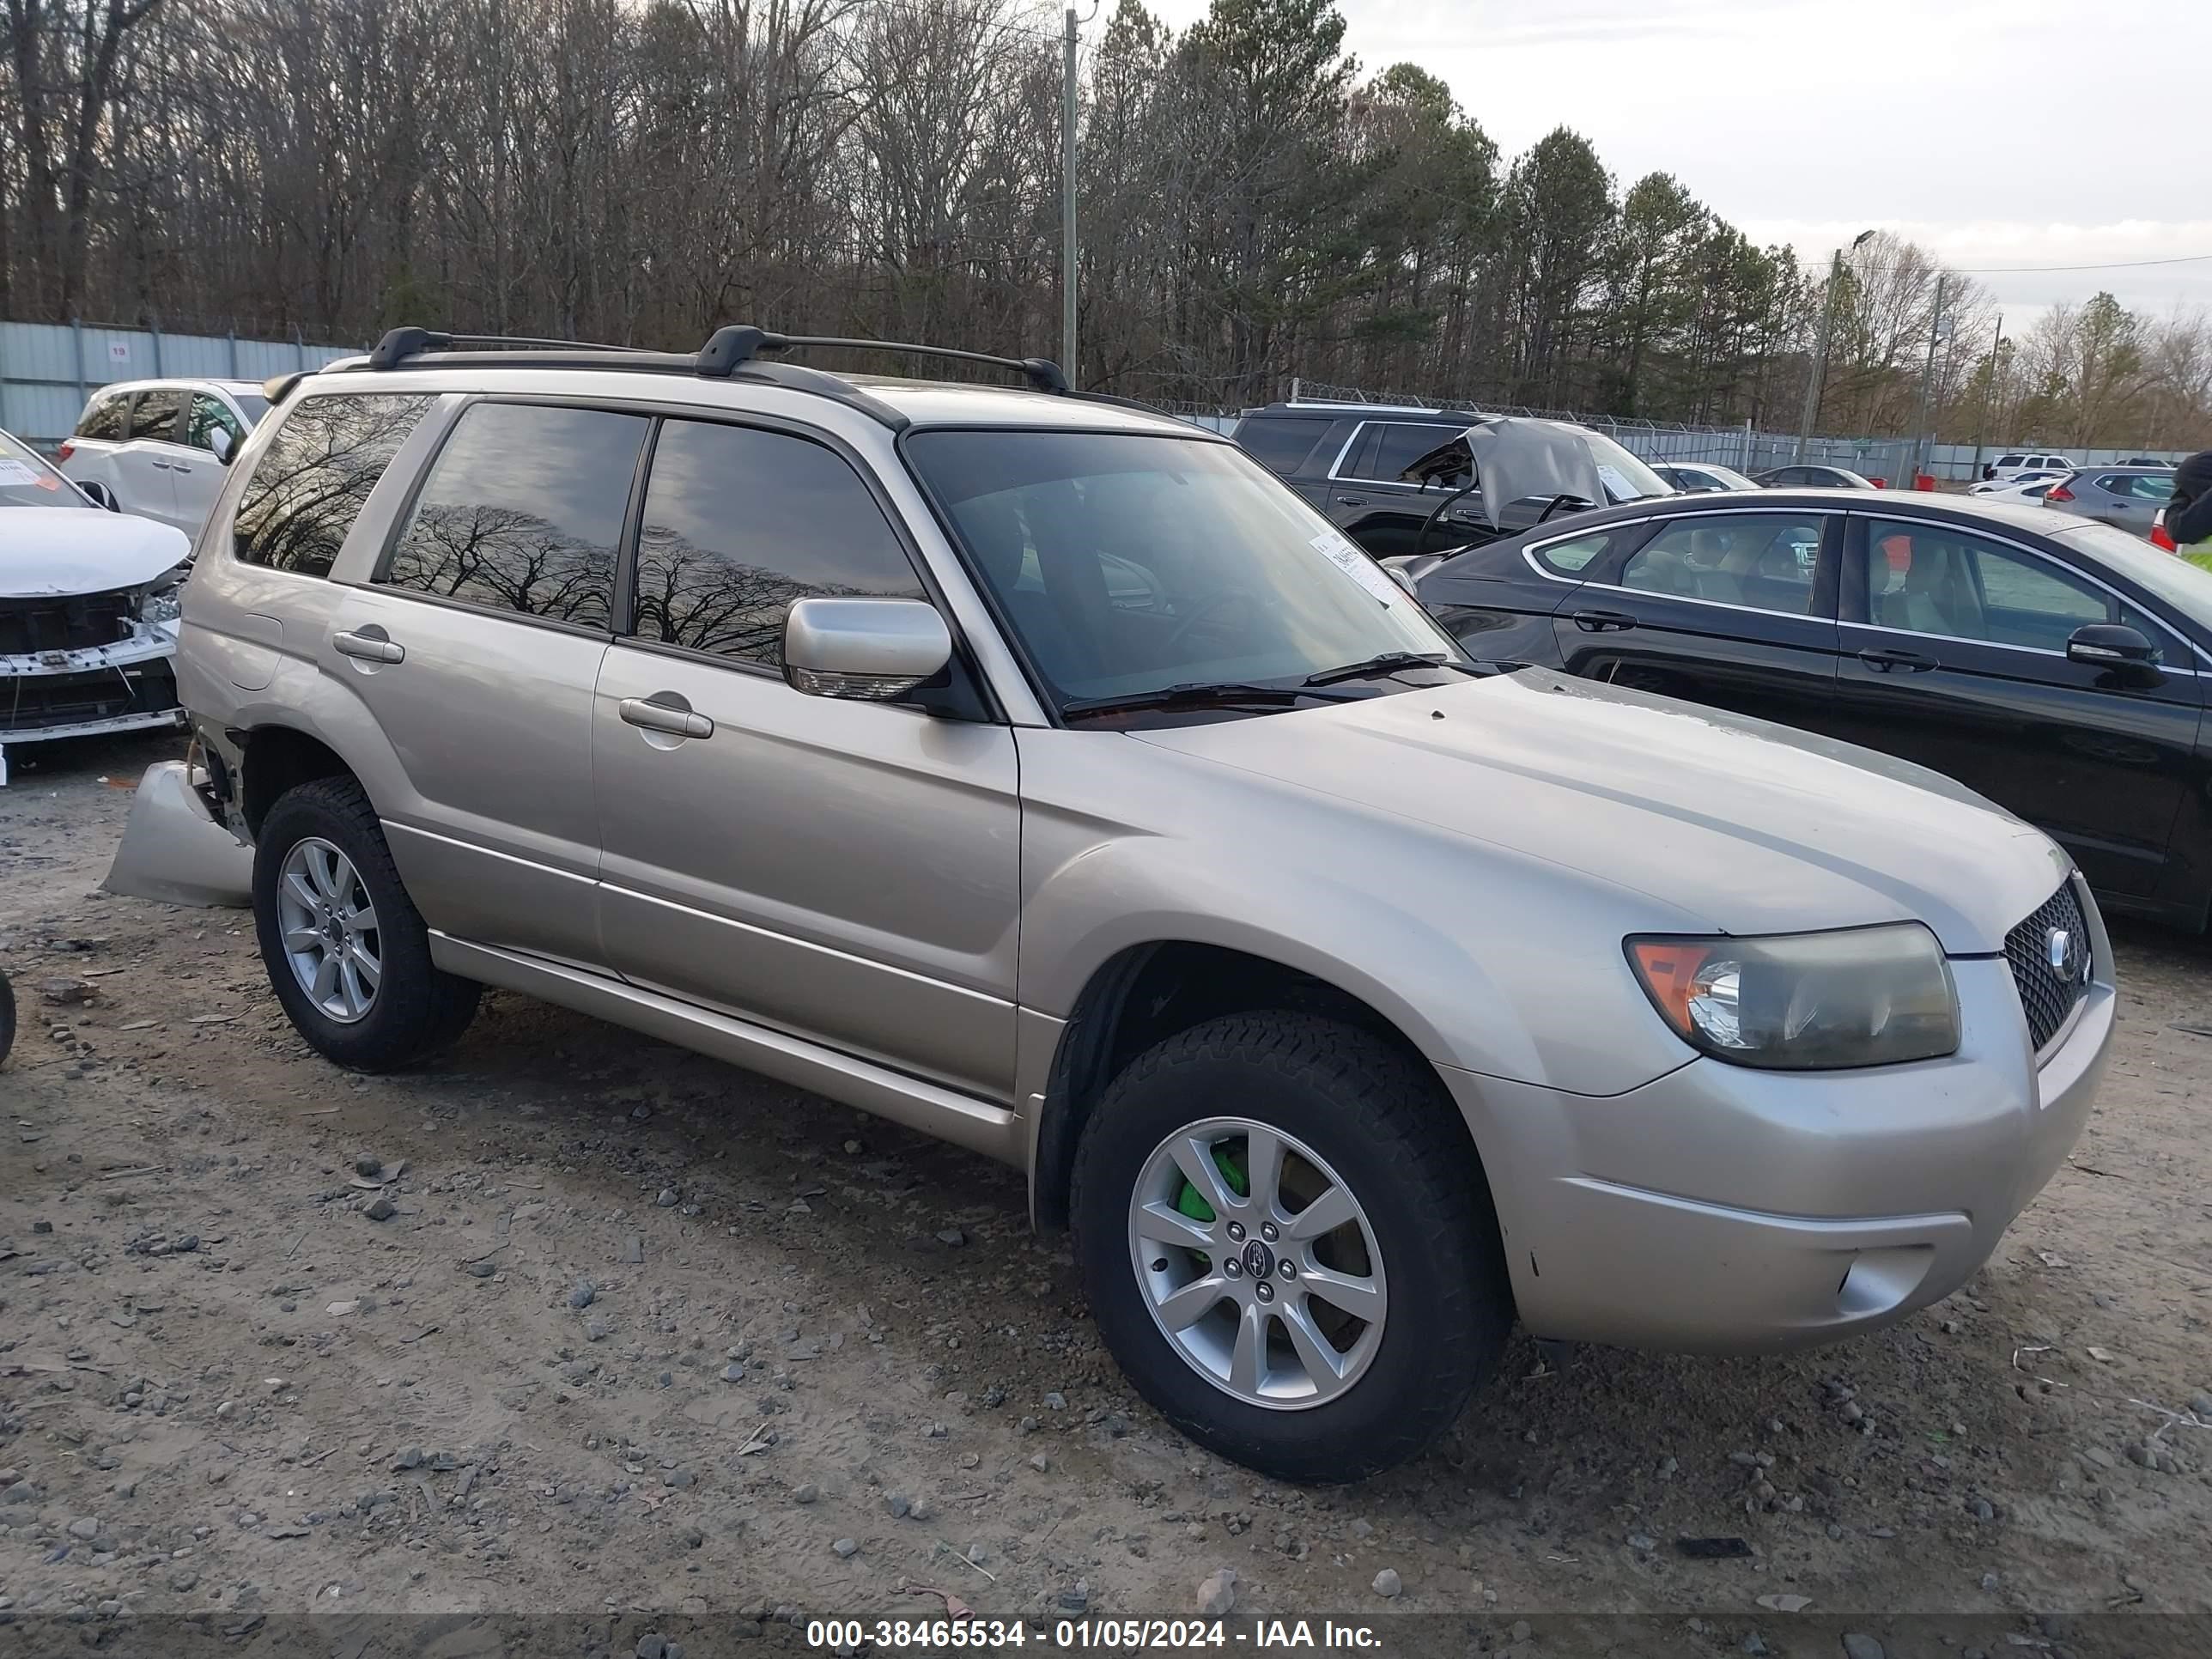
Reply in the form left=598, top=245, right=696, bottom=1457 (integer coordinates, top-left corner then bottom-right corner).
left=148, top=327, right=2112, bottom=1482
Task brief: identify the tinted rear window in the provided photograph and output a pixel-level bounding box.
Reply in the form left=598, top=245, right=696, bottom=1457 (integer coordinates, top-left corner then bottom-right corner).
left=75, top=392, right=128, bottom=441
left=1347, top=422, right=1468, bottom=483
left=380, top=402, right=647, bottom=628
left=234, top=394, right=433, bottom=578
left=1234, top=416, right=1328, bottom=477
left=130, top=387, right=184, bottom=441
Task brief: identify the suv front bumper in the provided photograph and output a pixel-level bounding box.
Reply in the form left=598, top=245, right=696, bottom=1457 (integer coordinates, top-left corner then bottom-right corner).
left=1443, top=941, right=2111, bottom=1353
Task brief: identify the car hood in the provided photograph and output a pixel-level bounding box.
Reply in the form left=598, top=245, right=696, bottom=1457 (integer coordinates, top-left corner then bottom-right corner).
left=1133, top=668, right=2070, bottom=955
left=0, top=507, right=191, bottom=598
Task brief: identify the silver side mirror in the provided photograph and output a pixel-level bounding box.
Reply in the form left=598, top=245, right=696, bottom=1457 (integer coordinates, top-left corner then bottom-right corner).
left=209, top=426, right=234, bottom=464
left=78, top=479, right=122, bottom=512
left=782, top=598, right=952, bottom=701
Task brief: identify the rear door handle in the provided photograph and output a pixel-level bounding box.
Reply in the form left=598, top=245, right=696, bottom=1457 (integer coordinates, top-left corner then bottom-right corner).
left=1856, top=647, right=1937, bottom=673
left=332, top=629, right=405, bottom=664
left=1334, top=495, right=1368, bottom=507
left=619, top=696, right=714, bottom=739
left=1570, top=609, right=1638, bottom=633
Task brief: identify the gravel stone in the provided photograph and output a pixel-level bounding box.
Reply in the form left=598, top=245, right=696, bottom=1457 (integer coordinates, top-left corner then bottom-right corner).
left=1841, top=1637, right=1887, bottom=1659
left=1197, top=1568, right=1237, bottom=1617
left=1043, top=1392, right=1066, bottom=1411
left=568, top=1281, right=596, bottom=1310
left=832, top=1537, right=859, bottom=1558
left=657, top=1189, right=679, bottom=1208
left=68, top=1517, right=100, bottom=1540
left=793, top=1485, right=819, bottom=1504
left=622, top=1237, right=645, bottom=1264
left=886, top=1493, right=911, bottom=1518
left=363, top=1197, right=397, bottom=1222
left=1371, top=1568, right=1401, bottom=1598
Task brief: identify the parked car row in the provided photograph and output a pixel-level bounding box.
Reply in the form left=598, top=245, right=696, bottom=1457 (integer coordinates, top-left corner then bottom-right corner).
left=1412, top=487, right=2212, bottom=929
left=96, top=327, right=2111, bottom=1488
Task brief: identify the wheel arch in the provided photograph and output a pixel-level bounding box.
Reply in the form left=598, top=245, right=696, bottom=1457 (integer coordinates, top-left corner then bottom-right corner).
left=1029, top=939, right=1498, bottom=1243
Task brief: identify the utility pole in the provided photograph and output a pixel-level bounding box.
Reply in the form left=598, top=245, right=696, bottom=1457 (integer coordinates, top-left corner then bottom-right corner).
left=1061, top=5, right=1079, bottom=386
left=1794, top=230, right=1874, bottom=463
left=1907, top=272, right=1947, bottom=485
left=1794, top=250, right=1844, bottom=464
left=1971, top=313, right=2003, bottom=481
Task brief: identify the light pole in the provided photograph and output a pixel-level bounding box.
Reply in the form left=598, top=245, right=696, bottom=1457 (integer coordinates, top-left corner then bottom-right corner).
left=1795, top=228, right=1875, bottom=463
left=1061, top=5, right=1079, bottom=386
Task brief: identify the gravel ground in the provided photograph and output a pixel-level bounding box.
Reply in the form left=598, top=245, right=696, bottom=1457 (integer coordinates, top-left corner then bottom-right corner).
left=2, top=731, right=2209, bottom=1658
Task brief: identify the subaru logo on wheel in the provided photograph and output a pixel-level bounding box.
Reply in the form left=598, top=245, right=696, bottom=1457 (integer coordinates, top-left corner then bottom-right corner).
left=2045, top=926, right=2087, bottom=984
left=1241, top=1238, right=1275, bottom=1280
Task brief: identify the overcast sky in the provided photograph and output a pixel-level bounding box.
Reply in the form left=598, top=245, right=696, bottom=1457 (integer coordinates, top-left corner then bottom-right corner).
left=1137, top=0, right=2212, bottom=322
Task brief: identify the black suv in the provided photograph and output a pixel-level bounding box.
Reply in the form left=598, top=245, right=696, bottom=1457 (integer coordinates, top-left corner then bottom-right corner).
left=1233, top=401, right=1674, bottom=557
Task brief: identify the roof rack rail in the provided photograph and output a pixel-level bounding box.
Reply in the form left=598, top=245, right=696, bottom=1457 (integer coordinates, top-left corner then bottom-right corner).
left=367, top=327, right=649, bottom=370
left=699, top=327, right=1068, bottom=394
left=323, top=325, right=1174, bottom=433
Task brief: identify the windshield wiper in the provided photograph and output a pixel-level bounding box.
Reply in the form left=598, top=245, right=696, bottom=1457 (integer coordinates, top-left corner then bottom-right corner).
left=1059, top=680, right=1366, bottom=720
left=1303, top=652, right=1480, bottom=688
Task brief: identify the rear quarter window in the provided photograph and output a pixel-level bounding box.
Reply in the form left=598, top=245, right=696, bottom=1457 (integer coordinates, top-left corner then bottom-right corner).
left=1531, top=531, right=1614, bottom=576
left=1234, top=416, right=1328, bottom=477
left=234, top=394, right=434, bottom=579
left=75, top=393, right=128, bottom=441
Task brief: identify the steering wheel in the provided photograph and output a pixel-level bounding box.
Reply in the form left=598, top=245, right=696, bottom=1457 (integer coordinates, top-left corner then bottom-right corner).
left=1164, top=589, right=1255, bottom=653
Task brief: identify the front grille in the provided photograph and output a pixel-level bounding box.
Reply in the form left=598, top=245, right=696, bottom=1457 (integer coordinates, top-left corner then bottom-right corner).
left=2002, top=881, right=2091, bottom=1053
left=0, top=592, right=135, bottom=655
left=0, top=659, right=177, bottom=732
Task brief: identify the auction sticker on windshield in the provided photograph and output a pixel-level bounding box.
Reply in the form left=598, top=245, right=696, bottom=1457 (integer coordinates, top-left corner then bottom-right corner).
left=1310, top=530, right=1402, bottom=604
left=1595, top=464, right=1634, bottom=501
left=0, top=460, right=43, bottom=487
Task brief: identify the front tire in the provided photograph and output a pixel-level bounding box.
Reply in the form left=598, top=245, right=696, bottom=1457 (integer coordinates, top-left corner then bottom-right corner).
left=252, top=775, right=479, bottom=1072
left=1073, top=1013, right=1510, bottom=1483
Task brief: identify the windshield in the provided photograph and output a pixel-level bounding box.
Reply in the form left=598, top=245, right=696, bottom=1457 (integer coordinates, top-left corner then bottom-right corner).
left=1698, top=464, right=1758, bottom=490
left=0, top=431, right=88, bottom=509
left=906, top=429, right=1461, bottom=710
left=1567, top=428, right=1672, bottom=501
left=2059, top=522, right=2212, bottom=629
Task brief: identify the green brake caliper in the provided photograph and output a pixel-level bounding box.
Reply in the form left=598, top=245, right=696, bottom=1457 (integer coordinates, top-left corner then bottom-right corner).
left=1175, top=1145, right=1249, bottom=1270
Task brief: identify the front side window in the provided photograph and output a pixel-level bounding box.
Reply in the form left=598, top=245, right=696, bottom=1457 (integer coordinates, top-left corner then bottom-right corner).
left=234, top=393, right=433, bottom=578
left=1342, top=422, right=1466, bottom=484
left=1865, top=520, right=2124, bottom=652
left=76, top=392, right=128, bottom=441
left=381, top=403, right=647, bottom=628
left=183, top=394, right=246, bottom=456
left=908, top=429, right=1455, bottom=708
left=0, top=431, right=87, bottom=509
left=1620, top=514, right=1823, bottom=614
left=129, top=387, right=184, bottom=441
left=629, top=420, right=925, bottom=666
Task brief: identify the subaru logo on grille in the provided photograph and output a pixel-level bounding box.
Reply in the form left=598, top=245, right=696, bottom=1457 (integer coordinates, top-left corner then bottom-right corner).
left=2045, top=927, right=2087, bottom=985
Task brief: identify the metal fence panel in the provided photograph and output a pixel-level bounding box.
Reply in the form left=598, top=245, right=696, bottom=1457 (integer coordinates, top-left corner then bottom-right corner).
left=0, top=319, right=359, bottom=450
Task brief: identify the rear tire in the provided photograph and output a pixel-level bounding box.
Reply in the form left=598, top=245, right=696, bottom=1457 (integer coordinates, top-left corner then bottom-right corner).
left=1073, top=1012, right=1510, bottom=1483
left=252, top=775, right=479, bottom=1072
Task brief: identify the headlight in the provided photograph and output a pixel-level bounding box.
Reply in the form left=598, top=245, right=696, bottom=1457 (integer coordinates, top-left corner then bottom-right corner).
left=1626, top=922, right=1958, bottom=1069
left=136, top=563, right=187, bottom=624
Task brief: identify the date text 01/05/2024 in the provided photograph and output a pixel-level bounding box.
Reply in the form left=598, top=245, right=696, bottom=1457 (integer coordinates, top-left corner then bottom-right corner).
left=804, top=1620, right=1384, bottom=1650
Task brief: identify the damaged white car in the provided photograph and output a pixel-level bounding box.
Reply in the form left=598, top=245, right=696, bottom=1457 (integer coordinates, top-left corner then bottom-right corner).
left=0, top=428, right=190, bottom=782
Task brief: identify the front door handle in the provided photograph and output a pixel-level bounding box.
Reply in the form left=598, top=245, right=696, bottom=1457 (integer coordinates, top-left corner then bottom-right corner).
left=169, top=464, right=192, bottom=476
left=332, top=629, right=405, bottom=664
left=1570, top=609, right=1638, bottom=633
left=1856, top=647, right=1938, bottom=673
left=619, top=696, right=714, bottom=740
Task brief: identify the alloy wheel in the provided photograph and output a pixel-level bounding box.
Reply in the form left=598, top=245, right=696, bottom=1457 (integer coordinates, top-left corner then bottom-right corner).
left=275, top=836, right=381, bottom=1024
left=1126, top=1116, right=1388, bottom=1409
